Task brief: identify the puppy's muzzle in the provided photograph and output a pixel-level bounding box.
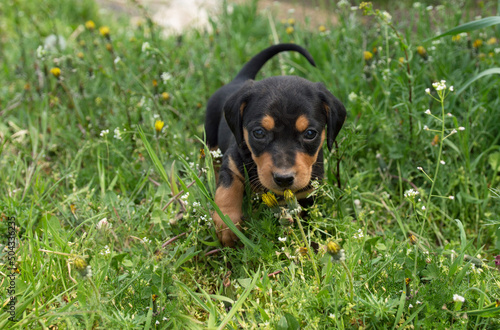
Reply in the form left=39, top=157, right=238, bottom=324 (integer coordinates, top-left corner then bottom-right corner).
left=273, top=172, right=295, bottom=188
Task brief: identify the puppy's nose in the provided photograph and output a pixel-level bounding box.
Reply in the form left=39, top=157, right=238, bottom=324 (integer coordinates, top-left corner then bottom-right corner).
left=273, top=173, right=294, bottom=188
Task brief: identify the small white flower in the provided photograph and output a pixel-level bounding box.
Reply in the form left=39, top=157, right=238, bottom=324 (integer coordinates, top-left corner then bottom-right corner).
left=417, top=166, right=423, bottom=171
left=114, top=56, right=121, bottom=64
left=114, top=127, right=122, bottom=140
left=425, top=88, right=431, bottom=94
left=422, top=206, right=426, bottom=210
left=423, top=125, right=429, bottom=130
left=495, top=48, right=500, bottom=54
left=416, top=300, right=422, bottom=304
left=36, top=45, right=47, bottom=59
left=100, top=129, right=109, bottom=137
left=409, top=304, right=413, bottom=308
left=161, top=72, right=172, bottom=84
left=404, top=189, right=420, bottom=198
left=278, top=236, right=287, bottom=242
left=425, top=109, right=431, bottom=115
left=142, top=237, right=152, bottom=244
left=440, top=160, right=446, bottom=165
left=447, top=113, right=453, bottom=117
left=381, top=11, right=392, bottom=22
left=458, top=127, right=465, bottom=131
left=449, top=196, right=455, bottom=200
left=451, top=129, right=457, bottom=134
left=453, top=294, right=465, bottom=302
left=413, top=2, right=421, bottom=9
left=96, top=218, right=112, bottom=230
left=155, top=320, right=160, bottom=325
left=210, top=148, right=223, bottom=158
left=348, top=92, right=358, bottom=102
left=449, top=86, right=454, bottom=91
left=426, top=5, right=433, bottom=11
left=141, top=42, right=151, bottom=53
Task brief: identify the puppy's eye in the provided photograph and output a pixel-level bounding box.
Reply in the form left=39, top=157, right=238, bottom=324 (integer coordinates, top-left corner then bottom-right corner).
left=303, top=129, right=318, bottom=140
left=252, top=128, right=266, bottom=139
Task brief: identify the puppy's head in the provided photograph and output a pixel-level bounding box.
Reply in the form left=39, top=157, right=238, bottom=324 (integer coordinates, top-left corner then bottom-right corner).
left=224, top=76, right=346, bottom=194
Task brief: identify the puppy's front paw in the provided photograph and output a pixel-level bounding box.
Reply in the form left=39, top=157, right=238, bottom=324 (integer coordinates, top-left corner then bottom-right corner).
left=213, top=211, right=242, bottom=247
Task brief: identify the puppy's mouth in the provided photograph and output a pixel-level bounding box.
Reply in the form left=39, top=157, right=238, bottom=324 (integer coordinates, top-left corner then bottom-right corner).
left=258, top=169, right=312, bottom=195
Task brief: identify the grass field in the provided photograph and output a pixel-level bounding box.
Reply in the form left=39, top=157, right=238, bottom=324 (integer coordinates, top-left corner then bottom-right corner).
left=1, top=0, right=500, bottom=328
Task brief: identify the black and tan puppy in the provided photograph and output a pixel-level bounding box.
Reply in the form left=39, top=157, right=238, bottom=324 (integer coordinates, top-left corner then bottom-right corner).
left=205, top=44, right=346, bottom=247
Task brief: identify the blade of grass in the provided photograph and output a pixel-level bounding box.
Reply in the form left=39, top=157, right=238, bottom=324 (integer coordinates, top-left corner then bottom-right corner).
left=426, top=16, right=500, bottom=41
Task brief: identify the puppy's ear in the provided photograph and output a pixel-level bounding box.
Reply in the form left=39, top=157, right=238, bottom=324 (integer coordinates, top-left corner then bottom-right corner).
left=223, top=81, right=254, bottom=146
left=316, top=83, right=347, bottom=150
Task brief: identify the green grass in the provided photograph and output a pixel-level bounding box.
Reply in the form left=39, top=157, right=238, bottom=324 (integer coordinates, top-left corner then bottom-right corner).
left=1, top=0, right=500, bottom=328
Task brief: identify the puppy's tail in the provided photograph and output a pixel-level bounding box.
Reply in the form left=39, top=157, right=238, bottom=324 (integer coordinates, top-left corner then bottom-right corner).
left=234, top=43, right=316, bottom=80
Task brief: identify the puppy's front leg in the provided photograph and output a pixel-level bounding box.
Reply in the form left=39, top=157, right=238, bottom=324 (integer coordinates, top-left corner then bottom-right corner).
left=213, top=156, right=244, bottom=247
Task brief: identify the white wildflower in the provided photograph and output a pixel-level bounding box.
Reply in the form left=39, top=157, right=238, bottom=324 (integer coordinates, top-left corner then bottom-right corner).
left=161, top=72, right=172, bottom=84
left=114, top=127, right=122, bottom=140
left=141, top=42, right=151, bottom=53
left=453, top=294, right=465, bottom=302
left=404, top=189, right=420, bottom=198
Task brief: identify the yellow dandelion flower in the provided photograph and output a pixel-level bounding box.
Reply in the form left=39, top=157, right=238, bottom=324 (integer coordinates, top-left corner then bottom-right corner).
left=452, top=34, right=461, bottom=42
left=286, top=26, right=294, bottom=35
left=262, top=192, right=278, bottom=208
left=199, top=148, right=205, bottom=158
left=326, top=241, right=346, bottom=262
left=155, top=120, right=165, bottom=133
left=363, top=51, right=373, bottom=61
left=288, top=18, right=295, bottom=25
left=487, top=37, right=498, bottom=45
left=72, top=256, right=87, bottom=270
left=152, top=79, right=158, bottom=87
left=298, top=246, right=308, bottom=256
left=50, top=67, right=61, bottom=78
left=284, top=189, right=294, bottom=202
left=416, top=46, right=428, bottom=60
left=77, top=52, right=84, bottom=59
left=99, top=26, right=110, bottom=37
left=70, top=204, right=76, bottom=214
left=319, top=25, right=326, bottom=33
left=161, top=92, right=170, bottom=101
left=408, top=233, right=417, bottom=245
left=398, top=57, right=405, bottom=64
left=473, top=39, right=482, bottom=48
left=85, top=20, right=96, bottom=30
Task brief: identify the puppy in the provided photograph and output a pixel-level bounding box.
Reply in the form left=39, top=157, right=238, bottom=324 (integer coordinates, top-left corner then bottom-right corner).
left=205, top=44, right=346, bottom=247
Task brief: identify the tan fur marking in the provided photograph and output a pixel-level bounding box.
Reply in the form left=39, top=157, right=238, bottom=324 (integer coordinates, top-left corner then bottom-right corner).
left=243, top=128, right=253, bottom=153
left=228, top=156, right=244, bottom=181
left=213, top=178, right=244, bottom=247
left=261, top=115, right=275, bottom=131
left=239, top=102, right=247, bottom=116
left=295, top=115, right=310, bottom=132
left=290, top=130, right=326, bottom=190
left=252, top=152, right=275, bottom=191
